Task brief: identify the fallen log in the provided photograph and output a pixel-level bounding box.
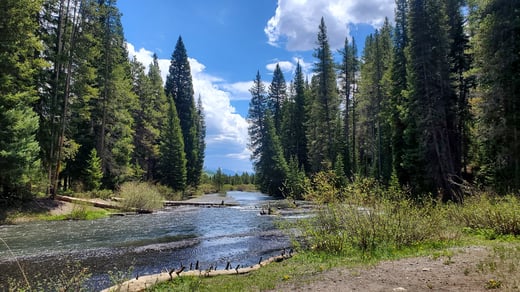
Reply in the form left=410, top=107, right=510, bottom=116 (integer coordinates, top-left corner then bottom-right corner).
left=55, top=195, right=152, bottom=213
left=55, top=195, right=121, bottom=210
left=101, top=253, right=294, bottom=292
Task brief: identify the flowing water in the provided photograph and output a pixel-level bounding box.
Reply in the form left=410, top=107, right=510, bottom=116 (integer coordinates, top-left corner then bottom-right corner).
left=0, top=191, right=292, bottom=290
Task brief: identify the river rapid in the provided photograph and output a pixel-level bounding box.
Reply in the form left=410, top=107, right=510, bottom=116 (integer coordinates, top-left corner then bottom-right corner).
left=0, top=191, right=292, bottom=290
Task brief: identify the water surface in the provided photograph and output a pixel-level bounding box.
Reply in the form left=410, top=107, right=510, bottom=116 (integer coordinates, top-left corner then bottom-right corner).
left=0, top=191, right=291, bottom=290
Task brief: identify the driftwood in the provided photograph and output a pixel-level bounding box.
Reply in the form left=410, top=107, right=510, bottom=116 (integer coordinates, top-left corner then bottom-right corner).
left=55, top=195, right=152, bottom=213
left=101, top=251, right=294, bottom=292
left=55, top=195, right=121, bottom=210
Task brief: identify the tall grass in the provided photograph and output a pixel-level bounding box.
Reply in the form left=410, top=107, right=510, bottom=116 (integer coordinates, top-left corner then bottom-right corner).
left=298, top=175, right=457, bottom=256
left=448, top=194, right=520, bottom=237
left=118, top=182, right=165, bottom=211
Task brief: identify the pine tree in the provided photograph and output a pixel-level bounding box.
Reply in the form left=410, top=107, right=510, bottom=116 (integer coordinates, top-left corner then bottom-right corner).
left=405, top=0, right=461, bottom=201
left=256, top=111, right=289, bottom=196
left=248, top=71, right=267, bottom=163
left=146, top=54, right=169, bottom=180
left=159, top=96, right=187, bottom=191
left=471, top=0, right=520, bottom=192
left=280, top=62, right=309, bottom=173
left=194, top=95, right=206, bottom=186
left=357, top=20, right=393, bottom=181
left=0, top=0, right=43, bottom=201
left=214, top=167, right=224, bottom=193
left=165, top=36, right=202, bottom=188
left=389, top=0, right=409, bottom=185
left=308, top=18, right=340, bottom=172
left=338, top=36, right=358, bottom=177
left=248, top=71, right=288, bottom=196
left=60, top=0, right=101, bottom=191
left=267, top=64, right=287, bottom=134
left=94, top=0, right=137, bottom=187
left=130, top=57, right=155, bottom=180
left=446, top=0, right=471, bottom=177
left=84, top=148, right=102, bottom=191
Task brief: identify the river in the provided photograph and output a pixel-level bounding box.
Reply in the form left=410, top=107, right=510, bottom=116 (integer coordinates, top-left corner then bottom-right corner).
left=0, top=191, right=293, bottom=290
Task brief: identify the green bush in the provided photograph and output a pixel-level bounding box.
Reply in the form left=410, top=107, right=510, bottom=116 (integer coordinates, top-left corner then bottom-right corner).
left=299, top=175, right=454, bottom=255
left=448, top=194, right=520, bottom=236
left=118, top=182, right=164, bottom=211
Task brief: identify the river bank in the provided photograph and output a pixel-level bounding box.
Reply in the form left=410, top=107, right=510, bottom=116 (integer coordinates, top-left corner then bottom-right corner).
left=1, top=197, right=113, bottom=224
left=146, top=242, right=520, bottom=292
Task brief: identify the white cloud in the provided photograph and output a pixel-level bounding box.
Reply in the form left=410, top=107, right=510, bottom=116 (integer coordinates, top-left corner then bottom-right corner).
left=220, top=81, right=253, bottom=101
left=265, top=0, right=394, bottom=51
left=266, top=61, right=295, bottom=73
left=127, top=43, right=252, bottom=172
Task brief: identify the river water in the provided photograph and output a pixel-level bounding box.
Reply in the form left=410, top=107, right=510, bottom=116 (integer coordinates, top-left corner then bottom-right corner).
left=0, top=191, right=292, bottom=290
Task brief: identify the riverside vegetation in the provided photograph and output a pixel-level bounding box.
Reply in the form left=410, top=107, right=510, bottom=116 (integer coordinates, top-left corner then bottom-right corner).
left=149, top=174, right=520, bottom=291
left=3, top=175, right=519, bottom=291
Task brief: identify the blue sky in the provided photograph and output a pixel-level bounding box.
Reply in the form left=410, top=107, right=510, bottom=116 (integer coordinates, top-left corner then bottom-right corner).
left=118, top=0, right=395, bottom=173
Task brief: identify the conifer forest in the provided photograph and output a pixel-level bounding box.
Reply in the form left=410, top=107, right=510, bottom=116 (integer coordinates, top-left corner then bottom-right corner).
left=1, top=0, right=519, bottom=205
left=0, top=0, right=205, bottom=204
left=248, top=0, right=520, bottom=201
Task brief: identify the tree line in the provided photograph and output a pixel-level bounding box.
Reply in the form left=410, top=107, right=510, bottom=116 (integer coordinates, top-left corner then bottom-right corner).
left=0, top=0, right=205, bottom=205
left=248, top=0, right=520, bottom=201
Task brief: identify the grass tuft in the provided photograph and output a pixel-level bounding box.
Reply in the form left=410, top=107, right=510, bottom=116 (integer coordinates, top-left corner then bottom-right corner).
left=118, top=181, right=165, bottom=211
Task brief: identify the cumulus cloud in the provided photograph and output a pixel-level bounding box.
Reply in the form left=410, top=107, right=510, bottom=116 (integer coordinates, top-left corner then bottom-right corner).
left=220, top=81, right=253, bottom=101
left=265, top=0, right=394, bottom=51
left=266, top=60, right=295, bottom=73
left=127, top=43, right=252, bottom=172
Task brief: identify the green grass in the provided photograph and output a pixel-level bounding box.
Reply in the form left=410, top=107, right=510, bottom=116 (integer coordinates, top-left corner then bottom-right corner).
left=36, top=204, right=110, bottom=221
left=146, top=234, right=520, bottom=292
left=146, top=241, right=468, bottom=292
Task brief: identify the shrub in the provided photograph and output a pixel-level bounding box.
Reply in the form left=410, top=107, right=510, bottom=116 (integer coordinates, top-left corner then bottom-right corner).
left=118, top=182, right=164, bottom=211
left=299, top=176, right=453, bottom=255
left=303, top=171, right=344, bottom=204
left=448, top=194, right=520, bottom=236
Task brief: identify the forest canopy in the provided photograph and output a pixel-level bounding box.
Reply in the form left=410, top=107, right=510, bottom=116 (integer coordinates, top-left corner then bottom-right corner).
left=0, top=0, right=205, bottom=204
left=248, top=0, right=520, bottom=201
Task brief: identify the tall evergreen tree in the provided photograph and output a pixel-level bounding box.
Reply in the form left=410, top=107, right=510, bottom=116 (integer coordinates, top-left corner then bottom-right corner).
left=357, top=20, right=394, bottom=181
left=338, top=36, right=358, bottom=177
left=247, top=71, right=288, bottom=196
left=0, top=0, right=43, bottom=201
left=470, top=0, right=520, bottom=192
left=165, top=36, right=202, bottom=187
left=60, top=0, right=101, bottom=191
left=405, top=0, right=461, bottom=201
left=257, top=111, right=289, bottom=196
left=194, top=95, right=206, bottom=186
left=280, top=62, right=309, bottom=173
left=159, top=96, right=187, bottom=191
left=248, top=71, right=267, bottom=165
left=389, top=0, right=409, bottom=185
left=94, top=0, right=137, bottom=187
left=350, top=38, right=359, bottom=174
left=308, top=17, right=340, bottom=172
left=292, top=62, right=310, bottom=172
left=130, top=57, right=155, bottom=180
left=267, top=63, right=287, bottom=134
left=446, top=0, right=472, bottom=177
left=146, top=53, right=168, bottom=180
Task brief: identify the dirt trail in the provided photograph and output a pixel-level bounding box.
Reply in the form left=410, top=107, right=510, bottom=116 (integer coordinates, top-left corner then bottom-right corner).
left=273, top=246, right=509, bottom=292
